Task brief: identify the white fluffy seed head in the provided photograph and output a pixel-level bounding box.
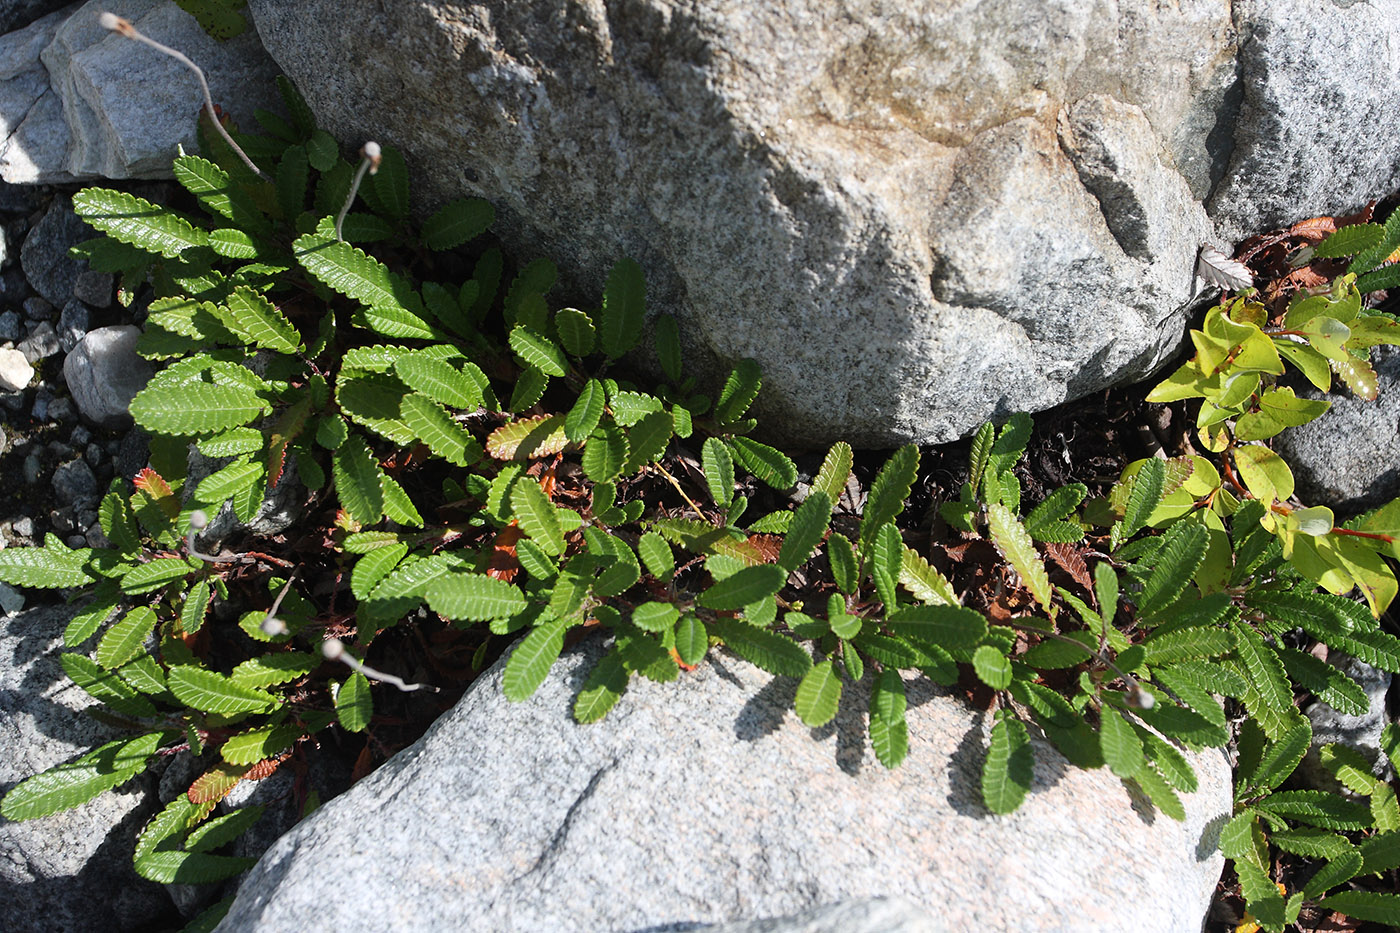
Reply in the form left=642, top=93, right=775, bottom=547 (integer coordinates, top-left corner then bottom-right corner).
left=321, top=637, right=345, bottom=660
left=361, top=141, right=382, bottom=174
left=189, top=509, right=208, bottom=531
left=260, top=615, right=288, bottom=637
left=98, top=12, right=135, bottom=36
left=1127, top=686, right=1156, bottom=710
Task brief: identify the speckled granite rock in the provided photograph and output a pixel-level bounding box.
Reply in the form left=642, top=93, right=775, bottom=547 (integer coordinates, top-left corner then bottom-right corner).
left=216, top=636, right=1231, bottom=933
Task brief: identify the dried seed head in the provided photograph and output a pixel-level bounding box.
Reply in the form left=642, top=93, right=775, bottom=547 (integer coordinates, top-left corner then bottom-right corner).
left=98, top=12, right=134, bottom=35
left=321, top=637, right=345, bottom=660
left=260, top=616, right=288, bottom=637
left=188, top=509, right=208, bottom=531
left=1127, top=685, right=1156, bottom=710
left=361, top=141, right=382, bottom=174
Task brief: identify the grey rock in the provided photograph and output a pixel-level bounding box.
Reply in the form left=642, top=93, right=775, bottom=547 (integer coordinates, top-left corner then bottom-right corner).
left=7, top=1, right=284, bottom=184
left=0, top=604, right=177, bottom=933
left=1271, top=346, right=1400, bottom=514
left=112, top=426, right=149, bottom=482
left=82, top=439, right=99, bottom=465
left=703, top=899, right=941, bottom=933
left=216, top=638, right=1230, bottom=933
left=63, top=532, right=84, bottom=547
left=22, top=294, right=52, bottom=320
left=11, top=514, right=32, bottom=536
left=67, top=423, right=88, bottom=446
left=20, top=196, right=87, bottom=307
left=0, top=344, right=31, bottom=390
left=56, top=296, right=87, bottom=351
left=51, top=455, right=95, bottom=505
left=189, top=446, right=304, bottom=549
left=246, top=0, right=1400, bottom=445
left=63, top=324, right=152, bottom=429
left=1300, top=651, right=1394, bottom=794
left=44, top=393, right=70, bottom=421
left=0, top=0, right=73, bottom=35
left=3, top=386, right=25, bottom=409
left=0, top=308, right=20, bottom=340
left=16, top=319, right=57, bottom=361
left=28, top=386, right=46, bottom=418
left=0, top=579, right=23, bottom=613
left=0, top=4, right=70, bottom=184
left=83, top=522, right=107, bottom=547
left=71, top=266, right=109, bottom=306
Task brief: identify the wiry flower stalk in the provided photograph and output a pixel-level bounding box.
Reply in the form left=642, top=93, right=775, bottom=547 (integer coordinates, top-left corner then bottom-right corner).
left=98, top=11, right=271, bottom=181
left=323, top=636, right=438, bottom=693
left=335, top=141, right=382, bottom=241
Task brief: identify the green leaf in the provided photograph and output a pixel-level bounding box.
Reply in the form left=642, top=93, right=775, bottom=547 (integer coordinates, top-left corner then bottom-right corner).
left=129, top=383, right=269, bottom=436
left=1316, top=223, right=1385, bottom=259
left=364, top=143, right=409, bottom=219
left=986, top=503, right=1052, bottom=613
left=622, top=409, right=673, bottom=473
left=421, top=197, right=493, bottom=250
left=336, top=671, right=373, bottom=732
left=1100, top=707, right=1143, bottom=777
left=581, top=421, right=628, bottom=482
left=778, top=491, right=831, bottom=573
left=511, top=478, right=566, bottom=556
left=1243, top=717, right=1312, bottom=796
left=972, top=645, right=1012, bottom=690
left=1139, top=522, right=1209, bottom=617
left=715, top=358, right=762, bottom=424
left=631, top=602, right=680, bottom=634
left=598, top=258, right=645, bottom=359
left=207, top=228, right=260, bottom=259
left=1359, top=829, right=1400, bottom=875
left=401, top=394, right=481, bottom=467
left=167, top=666, right=278, bottom=715
left=860, top=444, right=919, bottom=551
left=869, top=669, right=909, bottom=768
left=194, top=459, right=263, bottom=509
left=486, top=413, right=570, bottom=461
left=1140, top=626, right=1234, bottom=665
left=426, top=573, right=527, bottom=621
left=0, top=731, right=167, bottom=821
left=332, top=433, right=385, bottom=525
left=73, top=188, right=207, bottom=258
left=887, top=604, right=987, bottom=649
left=509, top=325, right=568, bottom=377
left=1257, top=789, right=1371, bottom=831
left=391, top=353, right=483, bottom=411
left=61, top=652, right=156, bottom=718
left=728, top=436, right=796, bottom=490
left=555, top=307, right=596, bottom=358
left=638, top=532, right=674, bottom=580
left=710, top=618, right=811, bottom=677
left=1119, top=457, right=1166, bottom=541
left=828, top=532, right=858, bottom=594
left=502, top=621, right=566, bottom=701
left=654, top=313, right=682, bottom=381
left=1131, top=764, right=1185, bottom=822
left=1232, top=620, right=1294, bottom=722
left=353, top=305, right=441, bottom=342
left=982, top=710, right=1033, bottom=814
left=702, top=436, right=735, bottom=508
left=574, top=647, right=629, bottom=723
left=794, top=660, right=842, bottom=727
left=96, top=607, right=156, bottom=670
left=899, top=547, right=958, bottom=606
left=674, top=615, right=708, bottom=667
left=121, top=558, right=195, bottom=595
left=220, top=721, right=301, bottom=766
left=1316, top=891, right=1400, bottom=925
left=1236, top=387, right=1332, bottom=442
left=229, top=653, right=318, bottom=690
left=293, top=232, right=426, bottom=318
left=813, top=442, right=853, bottom=504
left=565, top=379, right=606, bottom=443
left=869, top=522, right=902, bottom=609
left=0, top=539, right=97, bottom=588
left=1024, top=483, right=1087, bottom=541
left=698, top=564, right=786, bottom=611
left=223, top=286, right=302, bottom=354
left=380, top=474, right=422, bottom=528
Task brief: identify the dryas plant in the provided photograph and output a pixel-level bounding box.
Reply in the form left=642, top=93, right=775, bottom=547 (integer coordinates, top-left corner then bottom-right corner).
left=0, top=34, right=1396, bottom=928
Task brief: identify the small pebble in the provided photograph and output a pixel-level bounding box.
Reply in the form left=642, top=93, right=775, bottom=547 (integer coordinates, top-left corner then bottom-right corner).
left=22, top=295, right=53, bottom=321
left=47, top=397, right=74, bottom=422
left=65, top=535, right=87, bottom=549
left=0, top=582, right=24, bottom=615
left=85, top=525, right=111, bottom=549
left=23, top=453, right=41, bottom=484
left=0, top=309, right=20, bottom=342
left=12, top=516, right=33, bottom=537
left=18, top=327, right=60, bottom=363
left=0, top=347, right=32, bottom=391
left=85, top=442, right=103, bottom=467
left=70, top=424, right=90, bottom=447
left=2, top=391, right=24, bottom=411
left=30, top=394, right=46, bottom=420
left=50, top=508, right=76, bottom=534
left=58, top=300, right=91, bottom=353
left=53, top=458, right=98, bottom=506
left=73, top=270, right=113, bottom=308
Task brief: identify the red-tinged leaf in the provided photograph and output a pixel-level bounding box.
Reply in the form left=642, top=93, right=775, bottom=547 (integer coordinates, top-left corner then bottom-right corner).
left=487, top=524, right=524, bottom=582
left=1289, top=216, right=1338, bottom=242
left=134, top=468, right=180, bottom=519
left=243, top=754, right=289, bottom=781
left=187, top=763, right=244, bottom=804
left=747, top=534, right=783, bottom=564
left=485, top=413, right=569, bottom=460
left=1045, top=542, right=1093, bottom=592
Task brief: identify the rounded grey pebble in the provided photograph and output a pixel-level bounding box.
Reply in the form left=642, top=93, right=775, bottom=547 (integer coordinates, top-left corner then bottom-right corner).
left=0, top=309, right=20, bottom=342
left=73, top=269, right=113, bottom=308
left=47, top=397, right=74, bottom=422
left=70, top=424, right=90, bottom=447
left=86, top=525, right=111, bottom=549
left=65, top=534, right=87, bottom=548
left=3, top=391, right=24, bottom=411
left=22, top=295, right=53, bottom=321
left=85, top=442, right=103, bottom=467
left=12, top=515, right=33, bottom=537
left=23, top=453, right=41, bottom=484
left=53, top=458, right=98, bottom=506
left=50, top=508, right=76, bottom=534
left=58, top=300, right=90, bottom=353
